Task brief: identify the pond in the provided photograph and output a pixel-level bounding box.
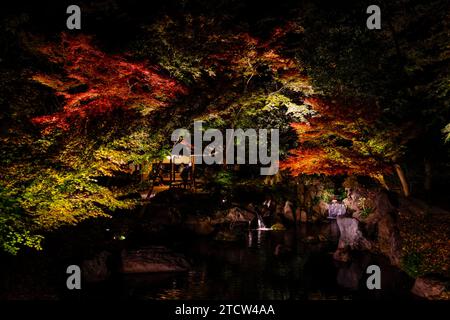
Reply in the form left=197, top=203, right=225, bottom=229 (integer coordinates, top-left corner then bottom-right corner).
left=85, top=221, right=415, bottom=300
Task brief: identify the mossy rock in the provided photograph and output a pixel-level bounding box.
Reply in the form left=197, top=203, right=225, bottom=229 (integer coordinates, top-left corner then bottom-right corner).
left=271, top=223, right=286, bottom=231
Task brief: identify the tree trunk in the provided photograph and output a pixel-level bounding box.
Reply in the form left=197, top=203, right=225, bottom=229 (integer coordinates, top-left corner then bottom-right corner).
left=394, top=164, right=410, bottom=197
left=424, top=158, right=432, bottom=192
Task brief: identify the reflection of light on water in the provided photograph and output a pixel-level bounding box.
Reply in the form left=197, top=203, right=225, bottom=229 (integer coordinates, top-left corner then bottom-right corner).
left=127, top=219, right=409, bottom=301
left=257, top=229, right=262, bottom=247
left=158, top=288, right=183, bottom=300
left=248, top=229, right=271, bottom=248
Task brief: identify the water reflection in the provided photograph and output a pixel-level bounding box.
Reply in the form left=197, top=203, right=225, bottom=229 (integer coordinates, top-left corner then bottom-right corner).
left=248, top=229, right=266, bottom=248
left=85, top=222, right=413, bottom=300
left=336, top=255, right=370, bottom=290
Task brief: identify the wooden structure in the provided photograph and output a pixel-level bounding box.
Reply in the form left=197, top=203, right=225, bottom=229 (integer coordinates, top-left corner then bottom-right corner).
left=164, top=154, right=197, bottom=189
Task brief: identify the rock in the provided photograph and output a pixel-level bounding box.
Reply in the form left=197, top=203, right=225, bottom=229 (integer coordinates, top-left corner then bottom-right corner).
left=275, top=203, right=284, bottom=216
left=271, top=223, right=286, bottom=231
left=294, top=208, right=301, bottom=222
left=411, top=276, right=449, bottom=300
left=283, top=201, right=295, bottom=222
left=333, top=217, right=371, bottom=262
left=120, top=246, right=190, bottom=274
left=300, top=210, right=308, bottom=223
left=227, top=207, right=255, bottom=222
left=82, top=251, right=111, bottom=282
left=343, top=189, right=361, bottom=215
left=377, top=214, right=402, bottom=266
left=336, top=217, right=372, bottom=250
left=312, top=200, right=330, bottom=218
left=374, top=192, right=403, bottom=266
left=333, top=191, right=404, bottom=266
left=190, top=207, right=255, bottom=234
left=333, top=247, right=351, bottom=262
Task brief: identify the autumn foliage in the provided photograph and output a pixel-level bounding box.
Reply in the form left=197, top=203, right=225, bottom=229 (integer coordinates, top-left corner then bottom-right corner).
left=281, top=96, right=401, bottom=178
left=31, top=34, right=187, bottom=133
left=0, top=2, right=448, bottom=259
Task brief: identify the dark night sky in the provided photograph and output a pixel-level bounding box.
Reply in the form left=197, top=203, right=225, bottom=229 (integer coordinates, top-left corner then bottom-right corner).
left=0, top=0, right=376, bottom=50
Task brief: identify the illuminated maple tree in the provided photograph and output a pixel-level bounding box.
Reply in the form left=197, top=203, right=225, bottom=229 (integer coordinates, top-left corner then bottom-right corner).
left=281, top=96, right=406, bottom=189
left=31, top=34, right=187, bottom=134
left=0, top=0, right=448, bottom=257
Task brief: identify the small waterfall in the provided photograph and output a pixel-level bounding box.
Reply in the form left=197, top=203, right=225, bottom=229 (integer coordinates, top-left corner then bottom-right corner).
left=257, top=214, right=266, bottom=229
left=255, top=213, right=271, bottom=230
left=328, top=200, right=346, bottom=219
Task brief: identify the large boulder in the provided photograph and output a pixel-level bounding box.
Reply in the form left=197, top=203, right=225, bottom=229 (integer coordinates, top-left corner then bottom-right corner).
left=225, top=207, right=255, bottom=223
left=337, top=191, right=403, bottom=267
left=411, top=276, right=450, bottom=300
left=300, top=210, right=308, bottom=223
left=211, top=207, right=255, bottom=225
left=283, top=201, right=295, bottom=222
left=377, top=213, right=402, bottom=266
left=312, top=200, right=330, bottom=218
left=336, top=217, right=372, bottom=250
left=120, top=246, right=190, bottom=274
left=371, top=192, right=403, bottom=266
left=185, top=207, right=255, bottom=235
left=333, top=217, right=371, bottom=262
left=271, top=222, right=286, bottom=231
